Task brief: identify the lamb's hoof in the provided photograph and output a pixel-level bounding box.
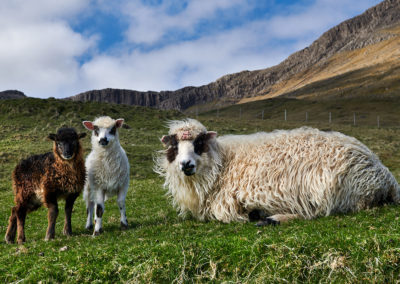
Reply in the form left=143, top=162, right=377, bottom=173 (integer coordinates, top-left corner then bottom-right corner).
left=86, top=224, right=93, bottom=231
left=63, top=229, right=72, bottom=236
left=44, top=235, right=55, bottom=241
left=120, top=222, right=129, bottom=230
left=5, top=236, right=15, bottom=244
left=255, top=218, right=280, bottom=227
left=93, top=229, right=103, bottom=236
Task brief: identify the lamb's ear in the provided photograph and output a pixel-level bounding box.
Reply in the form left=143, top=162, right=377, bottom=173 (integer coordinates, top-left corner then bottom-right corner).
left=161, top=135, right=173, bottom=146
left=82, top=121, right=94, bottom=131
left=206, top=131, right=217, bottom=140
left=116, top=118, right=124, bottom=128
left=78, top=133, right=87, bottom=139
left=48, top=133, right=57, bottom=141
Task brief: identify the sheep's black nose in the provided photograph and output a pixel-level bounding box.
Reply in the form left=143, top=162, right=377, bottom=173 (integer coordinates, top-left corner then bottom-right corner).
left=181, top=161, right=194, bottom=170
left=99, top=138, right=109, bottom=146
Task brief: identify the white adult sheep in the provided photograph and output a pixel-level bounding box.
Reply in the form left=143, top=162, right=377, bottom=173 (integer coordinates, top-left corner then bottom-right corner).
left=83, top=116, right=130, bottom=235
left=154, top=118, right=400, bottom=225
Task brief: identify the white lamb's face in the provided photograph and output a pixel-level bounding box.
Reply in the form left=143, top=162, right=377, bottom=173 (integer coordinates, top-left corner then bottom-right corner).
left=161, top=131, right=217, bottom=176
left=92, top=124, right=117, bottom=147
left=82, top=118, right=124, bottom=148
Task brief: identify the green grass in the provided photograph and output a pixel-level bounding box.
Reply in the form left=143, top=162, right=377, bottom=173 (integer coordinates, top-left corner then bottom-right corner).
left=1, top=97, right=400, bottom=282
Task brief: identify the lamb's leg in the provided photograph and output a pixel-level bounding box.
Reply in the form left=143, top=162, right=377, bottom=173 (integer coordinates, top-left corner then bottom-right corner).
left=256, top=213, right=299, bottom=226
left=117, top=187, right=128, bottom=230
left=16, top=206, right=27, bottom=244
left=63, top=193, right=79, bottom=236
left=93, top=191, right=105, bottom=236
left=85, top=200, right=94, bottom=231
left=45, top=201, right=59, bottom=241
left=5, top=206, right=18, bottom=244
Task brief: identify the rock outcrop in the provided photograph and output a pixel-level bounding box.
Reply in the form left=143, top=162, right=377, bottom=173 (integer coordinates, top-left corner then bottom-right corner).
left=0, top=90, right=26, bottom=100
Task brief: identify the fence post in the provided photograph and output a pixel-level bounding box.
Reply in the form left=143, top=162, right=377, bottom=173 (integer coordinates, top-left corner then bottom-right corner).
left=284, top=109, right=287, bottom=121
left=353, top=113, right=356, bottom=126
left=329, top=112, right=331, bottom=124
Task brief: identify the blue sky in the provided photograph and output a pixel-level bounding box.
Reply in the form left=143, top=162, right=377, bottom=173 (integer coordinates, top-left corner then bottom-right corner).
left=0, top=0, right=382, bottom=98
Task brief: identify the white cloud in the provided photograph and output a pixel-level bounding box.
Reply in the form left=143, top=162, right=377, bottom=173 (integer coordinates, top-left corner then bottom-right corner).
left=0, top=0, right=95, bottom=97
left=122, top=0, right=246, bottom=44
left=267, top=0, right=381, bottom=40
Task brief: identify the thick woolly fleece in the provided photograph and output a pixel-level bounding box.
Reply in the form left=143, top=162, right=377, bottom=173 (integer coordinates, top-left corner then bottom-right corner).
left=155, top=119, right=400, bottom=223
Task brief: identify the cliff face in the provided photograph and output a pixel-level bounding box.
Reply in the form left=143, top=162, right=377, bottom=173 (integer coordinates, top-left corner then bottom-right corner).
left=68, top=0, right=400, bottom=110
left=0, top=90, right=26, bottom=100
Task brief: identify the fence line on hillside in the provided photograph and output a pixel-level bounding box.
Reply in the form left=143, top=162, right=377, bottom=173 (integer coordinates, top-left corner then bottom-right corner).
left=187, top=108, right=400, bottom=129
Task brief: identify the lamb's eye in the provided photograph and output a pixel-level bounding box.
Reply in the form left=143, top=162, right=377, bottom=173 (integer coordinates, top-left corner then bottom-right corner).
left=94, top=130, right=98, bottom=136
left=110, top=126, right=116, bottom=135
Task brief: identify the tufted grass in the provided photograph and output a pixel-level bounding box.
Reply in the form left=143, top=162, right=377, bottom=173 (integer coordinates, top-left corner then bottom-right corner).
left=1, top=97, right=400, bottom=282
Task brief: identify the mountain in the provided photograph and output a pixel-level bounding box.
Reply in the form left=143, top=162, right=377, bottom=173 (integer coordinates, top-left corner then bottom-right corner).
left=0, top=90, right=26, bottom=100
left=68, top=0, right=400, bottom=110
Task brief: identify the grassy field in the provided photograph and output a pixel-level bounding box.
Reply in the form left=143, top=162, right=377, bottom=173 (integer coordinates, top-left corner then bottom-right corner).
left=1, top=97, right=400, bottom=282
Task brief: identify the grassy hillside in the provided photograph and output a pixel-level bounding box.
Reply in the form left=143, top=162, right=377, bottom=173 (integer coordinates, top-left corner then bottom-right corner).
left=1, top=98, right=400, bottom=282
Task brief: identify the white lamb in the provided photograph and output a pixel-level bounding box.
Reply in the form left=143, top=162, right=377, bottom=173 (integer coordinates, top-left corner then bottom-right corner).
left=155, top=118, right=400, bottom=225
left=83, top=116, right=130, bottom=235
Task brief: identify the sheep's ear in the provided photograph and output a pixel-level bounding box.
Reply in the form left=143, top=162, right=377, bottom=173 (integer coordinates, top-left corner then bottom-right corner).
left=82, top=121, right=94, bottom=131
left=116, top=118, right=124, bottom=128
left=78, top=133, right=87, bottom=139
left=206, top=131, right=217, bottom=140
left=161, top=135, right=173, bottom=146
left=48, top=133, right=57, bottom=141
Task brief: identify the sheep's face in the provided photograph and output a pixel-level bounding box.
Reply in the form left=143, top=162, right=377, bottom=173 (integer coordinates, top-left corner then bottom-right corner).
left=48, top=128, right=86, bottom=160
left=161, top=131, right=217, bottom=176
left=83, top=118, right=124, bottom=148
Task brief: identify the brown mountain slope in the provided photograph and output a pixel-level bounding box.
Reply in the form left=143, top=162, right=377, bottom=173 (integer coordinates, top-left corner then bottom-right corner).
left=240, top=24, right=400, bottom=103
left=68, top=0, right=400, bottom=110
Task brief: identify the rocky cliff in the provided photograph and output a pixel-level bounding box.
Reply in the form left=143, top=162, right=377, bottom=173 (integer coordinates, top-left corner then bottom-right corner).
left=0, top=90, right=26, bottom=100
left=68, top=0, right=400, bottom=110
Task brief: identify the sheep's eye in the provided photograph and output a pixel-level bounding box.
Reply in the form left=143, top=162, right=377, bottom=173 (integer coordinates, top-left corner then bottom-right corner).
left=94, top=126, right=99, bottom=136
left=110, top=126, right=116, bottom=135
